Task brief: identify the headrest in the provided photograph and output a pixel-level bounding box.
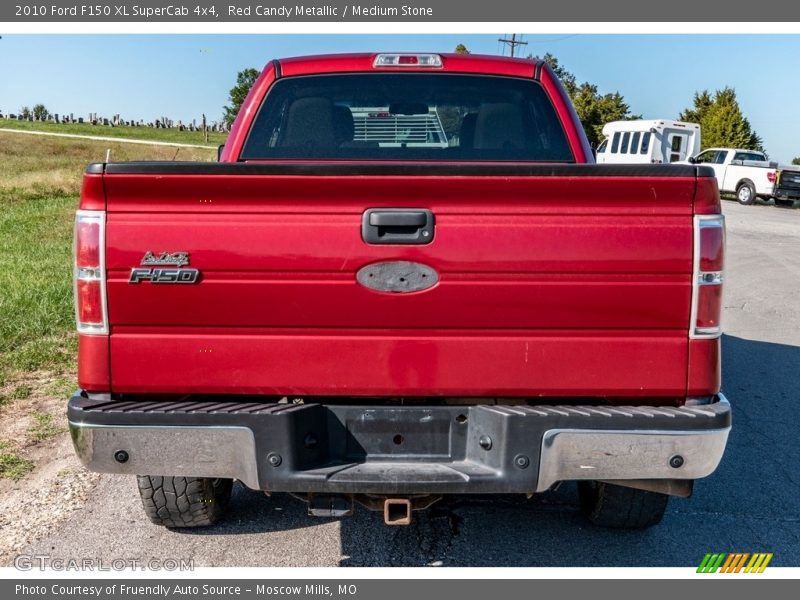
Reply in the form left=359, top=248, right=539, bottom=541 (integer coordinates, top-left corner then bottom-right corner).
left=459, top=113, right=478, bottom=149
left=280, top=97, right=336, bottom=148
left=332, top=105, right=354, bottom=144
left=473, top=103, right=526, bottom=150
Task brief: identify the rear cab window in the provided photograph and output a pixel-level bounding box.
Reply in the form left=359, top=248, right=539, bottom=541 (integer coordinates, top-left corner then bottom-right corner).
left=733, top=151, right=767, bottom=162
left=241, top=73, right=574, bottom=162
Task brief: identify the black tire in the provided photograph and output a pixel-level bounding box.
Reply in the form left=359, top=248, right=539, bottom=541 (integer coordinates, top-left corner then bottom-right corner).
left=136, top=475, right=233, bottom=528
left=775, top=199, right=797, bottom=208
left=736, top=181, right=756, bottom=205
left=578, top=481, right=669, bottom=529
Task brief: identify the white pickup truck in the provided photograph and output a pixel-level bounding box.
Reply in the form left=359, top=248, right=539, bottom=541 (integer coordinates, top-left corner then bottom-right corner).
left=687, top=148, right=777, bottom=205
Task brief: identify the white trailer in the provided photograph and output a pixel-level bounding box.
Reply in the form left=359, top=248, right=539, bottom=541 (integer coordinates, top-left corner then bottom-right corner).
left=595, top=119, right=701, bottom=165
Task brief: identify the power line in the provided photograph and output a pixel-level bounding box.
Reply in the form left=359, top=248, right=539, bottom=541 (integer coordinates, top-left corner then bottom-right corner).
left=498, top=34, right=528, bottom=58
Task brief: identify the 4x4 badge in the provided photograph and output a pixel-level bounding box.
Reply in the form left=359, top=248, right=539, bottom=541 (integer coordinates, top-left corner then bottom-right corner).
left=129, top=251, right=199, bottom=284
left=140, top=251, right=190, bottom=267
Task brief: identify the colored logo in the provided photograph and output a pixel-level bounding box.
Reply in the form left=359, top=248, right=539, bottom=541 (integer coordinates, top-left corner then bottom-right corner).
left=697, top=553, right=773, bottom=573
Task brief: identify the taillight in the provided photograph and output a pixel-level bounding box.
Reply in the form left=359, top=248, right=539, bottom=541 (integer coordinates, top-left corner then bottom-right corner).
left=74, top=210, right=108, bottom=334
left=691, top=215, right=725, bottom=338
left=768, top=171, right=777, bottom=183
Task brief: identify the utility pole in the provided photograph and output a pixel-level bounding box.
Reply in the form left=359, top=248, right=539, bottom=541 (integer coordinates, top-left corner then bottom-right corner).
left=498, top=34, right=527, bottom=58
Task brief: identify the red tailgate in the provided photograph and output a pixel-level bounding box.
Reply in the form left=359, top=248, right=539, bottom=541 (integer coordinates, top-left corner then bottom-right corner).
left=102, top=167, right=695, bottom=398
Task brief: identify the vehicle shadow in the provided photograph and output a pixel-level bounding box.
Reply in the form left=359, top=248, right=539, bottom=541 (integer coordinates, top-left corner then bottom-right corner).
left=170, top=486, right=327, bottom=536
left=337, top=334, right=800, bottom=566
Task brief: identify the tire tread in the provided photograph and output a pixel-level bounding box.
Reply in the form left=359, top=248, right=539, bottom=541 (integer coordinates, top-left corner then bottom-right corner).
left=579, top=481, right=669, bottom=529
left=136, top=475, right=232, bottom=528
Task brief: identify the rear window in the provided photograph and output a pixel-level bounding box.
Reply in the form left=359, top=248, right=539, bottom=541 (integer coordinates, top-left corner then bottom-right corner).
left=240, top=73, right=573, bottom=162
left=733, top=151, right=767, bottom=162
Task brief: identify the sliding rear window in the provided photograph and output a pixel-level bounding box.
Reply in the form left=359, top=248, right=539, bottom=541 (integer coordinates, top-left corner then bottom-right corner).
left=241, top=73, right=573, bottom=162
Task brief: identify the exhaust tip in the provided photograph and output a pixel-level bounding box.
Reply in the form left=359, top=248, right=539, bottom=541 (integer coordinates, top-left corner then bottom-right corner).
left=383, top=498, right=412, bottom=526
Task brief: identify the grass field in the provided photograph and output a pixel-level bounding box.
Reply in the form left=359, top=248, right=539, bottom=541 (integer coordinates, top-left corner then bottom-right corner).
left=0, top=118, right=228, bottom=147
left=0, top=130, right=216, bottom=385
left=0, top=131, right=216, bottom=476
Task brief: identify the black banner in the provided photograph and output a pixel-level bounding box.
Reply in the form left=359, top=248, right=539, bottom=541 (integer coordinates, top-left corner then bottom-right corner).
left=3, top=0, right=800, bottom=22
left=4, top=580, right=796, bottom=599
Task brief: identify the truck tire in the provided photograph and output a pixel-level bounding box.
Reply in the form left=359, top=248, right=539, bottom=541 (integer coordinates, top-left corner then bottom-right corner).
left=136, top=475, right=233, bottom=528
left=736, top=181, right=756, bottom=205
left=578, top=481, right=669, bottom=529
left=775, top=199, right=797, bottom=208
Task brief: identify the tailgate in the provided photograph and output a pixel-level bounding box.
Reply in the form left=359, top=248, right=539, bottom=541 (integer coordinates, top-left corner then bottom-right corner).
left=102, top=163, right=699, bottom=398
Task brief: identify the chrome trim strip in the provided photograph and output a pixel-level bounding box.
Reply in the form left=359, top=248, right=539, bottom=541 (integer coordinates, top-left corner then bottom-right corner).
left=74, top=209, right=109, bottom=335
left=69, top=422, right=260, bottom=489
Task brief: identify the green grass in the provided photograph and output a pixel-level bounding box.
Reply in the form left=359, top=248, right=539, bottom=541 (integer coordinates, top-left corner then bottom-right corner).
left=44, top=376, right=77, bottom=399
left=0, top=131, right=215, bottom=386
left=10, top=384, right=32, bottom=400
left=29, top=411, right=65, bottom=441
left=0, top=441, right=35, bottom=480
left=0, top=189, right=77, bottom=379
left=0, top=118, right=227, bottom=147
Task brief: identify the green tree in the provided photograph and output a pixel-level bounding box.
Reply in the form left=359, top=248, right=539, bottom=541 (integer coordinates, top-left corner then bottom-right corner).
left=679, top=90, right=713, bottom=125
left=572, top=86, right=637, bottom=148
left=679, top=87, right=763, bottom=152
left=532, top=53, right=638, bottom=148
left=32, top=103, right=49, bottom=121
left=19, top=106, right=31, bottom=119
left=454, top=44, right=470, bottom=54
left=223, top=68, right=260, bottom=127
left=792, top=157, right=800, bottom=165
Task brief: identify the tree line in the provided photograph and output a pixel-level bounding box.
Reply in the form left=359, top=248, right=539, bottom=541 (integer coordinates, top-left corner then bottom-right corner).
left=531, top=53, right=767, bottom=155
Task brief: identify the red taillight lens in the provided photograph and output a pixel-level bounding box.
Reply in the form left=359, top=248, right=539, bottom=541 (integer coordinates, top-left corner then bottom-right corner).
left=691, top=215, right=725, bottom=338
left=76, top=279, right=104, bottom=324
left=74, top=210, right=107, bottom=334
left=75, top=220, right=100, bottom=267
left=696, top=285, right=723, bottom=330
left=768, top=171, right=777, bottom=183
left=699, top=222, right=724, bottom=272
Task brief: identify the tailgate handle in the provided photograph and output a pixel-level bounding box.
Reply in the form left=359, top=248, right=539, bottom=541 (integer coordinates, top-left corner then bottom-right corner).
left=369, top=212, right=426, bottom=227
left=362, top=209, right=434, bottom=245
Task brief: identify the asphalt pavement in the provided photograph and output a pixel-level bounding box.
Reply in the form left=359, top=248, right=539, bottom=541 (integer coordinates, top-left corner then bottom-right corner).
left=25, top=200, right=800, bottom=567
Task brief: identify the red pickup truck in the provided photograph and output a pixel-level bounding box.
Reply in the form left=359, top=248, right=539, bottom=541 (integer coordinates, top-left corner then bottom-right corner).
left=69, top=53, right=730, bottom=530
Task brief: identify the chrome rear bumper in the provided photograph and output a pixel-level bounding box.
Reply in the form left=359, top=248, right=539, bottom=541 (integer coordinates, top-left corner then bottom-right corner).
left=69, top=394, right=730, bottom=495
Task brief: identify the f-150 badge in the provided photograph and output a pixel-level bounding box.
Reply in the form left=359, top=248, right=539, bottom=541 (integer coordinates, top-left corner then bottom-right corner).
left=129, top=251, right=199, bottom=284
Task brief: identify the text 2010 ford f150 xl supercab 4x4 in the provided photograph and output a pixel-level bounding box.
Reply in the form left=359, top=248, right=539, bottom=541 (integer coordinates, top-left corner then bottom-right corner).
left=69, top=53, right=730, bottom=529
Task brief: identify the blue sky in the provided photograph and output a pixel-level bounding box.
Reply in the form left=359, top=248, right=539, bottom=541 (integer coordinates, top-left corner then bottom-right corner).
left=1, top=34, right=799, bottom=162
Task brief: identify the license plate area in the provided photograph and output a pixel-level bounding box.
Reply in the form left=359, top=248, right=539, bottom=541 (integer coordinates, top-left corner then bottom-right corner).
left=332, top=407, right=465, bottom=461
